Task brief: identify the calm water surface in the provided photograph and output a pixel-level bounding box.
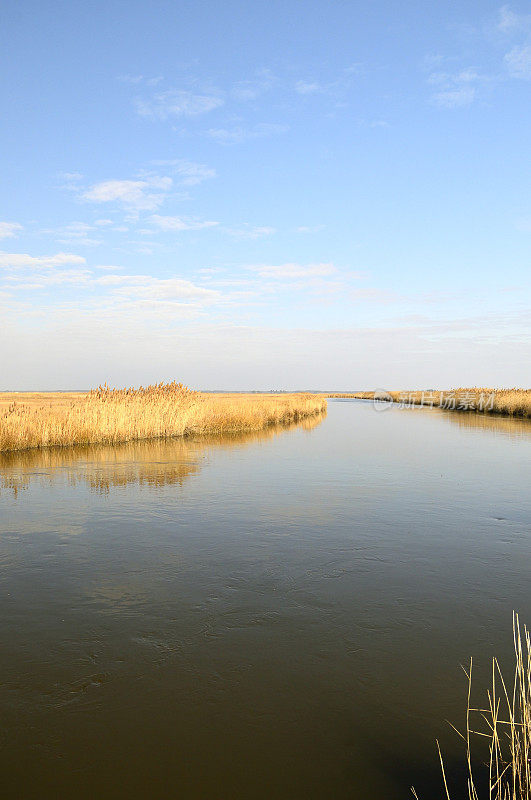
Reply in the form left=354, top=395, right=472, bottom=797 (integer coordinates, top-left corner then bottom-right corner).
left=1, top=400, right=530, bottom=799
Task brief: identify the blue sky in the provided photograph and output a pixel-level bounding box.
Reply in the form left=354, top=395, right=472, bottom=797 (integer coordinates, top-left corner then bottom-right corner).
left=1, top=0, right=530, bottom=389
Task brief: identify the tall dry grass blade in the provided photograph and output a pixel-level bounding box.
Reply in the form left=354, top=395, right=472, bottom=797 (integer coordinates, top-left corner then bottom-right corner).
left=426, top=615, right=531, bottom=800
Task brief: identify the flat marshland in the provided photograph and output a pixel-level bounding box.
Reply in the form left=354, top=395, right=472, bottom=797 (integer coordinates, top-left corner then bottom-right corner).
left=334, top=388, right=531, bottom=417
left=0, top=383, right=327, bottom=453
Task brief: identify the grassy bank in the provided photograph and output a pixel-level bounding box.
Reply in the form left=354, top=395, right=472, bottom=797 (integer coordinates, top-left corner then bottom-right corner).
left=0, top=383, right=327, bottom=453
left=1, top=416, right=326, bottom=496
left=333, top=389, right=531, bottom=418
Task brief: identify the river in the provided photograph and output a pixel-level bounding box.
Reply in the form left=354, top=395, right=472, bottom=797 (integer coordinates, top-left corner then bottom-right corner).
left=1, top=399, right=530, bottom=798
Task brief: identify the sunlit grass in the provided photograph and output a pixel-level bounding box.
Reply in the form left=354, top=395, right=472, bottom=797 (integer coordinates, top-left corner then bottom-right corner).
left=338, top=389, right=531, bottom=418
left=0, top=382, right=327, bottom=452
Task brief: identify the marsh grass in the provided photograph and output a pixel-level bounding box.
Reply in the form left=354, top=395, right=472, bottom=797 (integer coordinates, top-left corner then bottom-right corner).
left=343, top=390, right=531, bottom=418
left=0, top=382, right=327, bottom=453
left=0, top=410, right=327, bottom=496
left=414, top=614, right=531, bottom=800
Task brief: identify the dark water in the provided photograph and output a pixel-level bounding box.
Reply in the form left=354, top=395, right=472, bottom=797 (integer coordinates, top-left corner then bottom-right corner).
left=1, top=400, right=530, bottom=799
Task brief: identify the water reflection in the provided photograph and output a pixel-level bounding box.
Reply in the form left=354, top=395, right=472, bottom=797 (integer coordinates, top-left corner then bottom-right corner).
left=0, top=411, right=326, bottom=497
left=441, top=408, right=531, bottom=438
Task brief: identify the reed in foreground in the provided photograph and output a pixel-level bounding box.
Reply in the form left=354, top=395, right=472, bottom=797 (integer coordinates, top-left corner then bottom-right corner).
left=414, top=614, right=531, bottom=800
left=0, top=383, right=327, bottom=452
left=343, top=389, right=531, bottom=418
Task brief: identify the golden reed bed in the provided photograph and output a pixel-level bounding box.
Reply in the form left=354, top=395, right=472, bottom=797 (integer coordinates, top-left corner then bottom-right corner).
left=0, top=383, right=327, bottom=453
left=329, top=389, right=531, bottom=418
left=0, top=415, right=326, bottom=497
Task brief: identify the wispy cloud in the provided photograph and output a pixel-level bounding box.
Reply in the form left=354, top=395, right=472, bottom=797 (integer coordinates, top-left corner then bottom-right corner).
left=497, top=5, right=531, bottom=33
left=248, top=262, right=336, bottom=279
left=0, top=222, right=22, bottom=240
left=94, top=273, right=221, bottom=304
left=82, top=176, right=172, bottom=211
left=150, top=159, right=216, bottom=186
left=231, top=69, right=277, bottom=101
left=118, top=74, right=163, bottom=86
left=294, top=81, right=324, bottom=95
left=426, top=6, right=531, bottom=107
left=2, top=267, right=93, bottom=290
left=428, top=68, right=481, bottom=108
left=497, top=5, right=531, bottom=79
left=58, top=172, right=84, bottom=191
left=504, top=44, right=531, bottom=78
left=0, top=251, right=86, bottom=269
left=135, top=89, right=224, bottom=119
left=206, top=122, right=288, bottom=144
left=40, top=221, right=102, bottom=247
left=295, top=225, right=325, bottom=234
left=293, top=67, right=360, bottom=103
left=150, top=215, right=219, bottom=231
left=223, top=224, right=276, bottom=239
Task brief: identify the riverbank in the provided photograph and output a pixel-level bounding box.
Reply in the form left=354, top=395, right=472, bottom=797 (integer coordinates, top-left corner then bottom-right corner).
left=0, top=383, right=327, bottom=452
left=327, top=389, right=531, bottom=418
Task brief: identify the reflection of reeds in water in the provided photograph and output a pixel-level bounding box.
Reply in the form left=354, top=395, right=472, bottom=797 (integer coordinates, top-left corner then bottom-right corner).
left=442, top=409, right=531, bottom=440
left=0, top=411, right=326, bottom=496
left=0, top=384, right=327, bottom=453
left=414, top=614, right=531, bottom=800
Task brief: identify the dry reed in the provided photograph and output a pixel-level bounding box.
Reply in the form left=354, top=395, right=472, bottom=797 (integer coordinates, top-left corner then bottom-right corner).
left=0, top=383, right=327, bottom=453
left=413, top=614, right=531, bottom=800
left=340, top=390, right=531, bottom=418
left=0, top=410, right=327, bottom=496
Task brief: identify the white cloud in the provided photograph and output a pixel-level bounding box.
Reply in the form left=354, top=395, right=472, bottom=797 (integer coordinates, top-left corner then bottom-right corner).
left=118, top=74, right=163, bottom=86
left=150, top=215, right=219, bottom=231
left=295, top=81, right=323, bottom=95
left=433, top=86, right=476, bottom=108
left=58, top=172, right=84, bottom=190
left=498, top=5, right=520, bottom=32
left=0, top=251, right=86, bottom=269
left=223, top=225, right=276, bottom=239
left=82, top=177, right=172, bottom=211
left=0, top=222, right=22, bottom=240
left=175, top=161, right=216, bottom=186
left=498, top=5, right=531, bottom=33
left=151, top=159, right=216, bottom=186
left=296, top=225, right=325, bottom=233
left=95, top=274, right=221, bottom=305
left=249, top=262, right=336, bottom=279
left=231, top=70, right=277, bottom=101
left=207, top=123, right=288, bottom=144
left=504, top=44, right=531, bottom=78
left=41, top=221, right=102, bottom=247
left=293, top=69, right=359, bottom=103
left=135, top=89, right=224, bottom=119
left=428, top=69, right=481, bottom=107
left=2, top=267, right=93, bottom=291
